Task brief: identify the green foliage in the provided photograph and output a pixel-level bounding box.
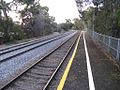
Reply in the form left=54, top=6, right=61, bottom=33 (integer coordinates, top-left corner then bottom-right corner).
left=82, top=7, right=94, bottom=29
left=0, top=0, right=11, bottom=42
left=17, top=0, right=35, bottom=5
left=11, top=23, right=26, bottom=41
left=17, top=0, right=56, bottom=37
left=117, top=8, right=120, bottom=28
left=0, top=0, right=57, bottom=44
left=73, top=18, right=84, bottom=30
left=58, top=20, right=73, bottom=31
left=76, top=0, right=120, bottom=36
left=81, top=0, right=120, bottom=37
left=58, top=18, right=84, bottom=31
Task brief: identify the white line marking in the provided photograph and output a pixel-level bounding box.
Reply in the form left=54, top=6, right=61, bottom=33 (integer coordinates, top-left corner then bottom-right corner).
left=83, top=31, right=95, bottom=90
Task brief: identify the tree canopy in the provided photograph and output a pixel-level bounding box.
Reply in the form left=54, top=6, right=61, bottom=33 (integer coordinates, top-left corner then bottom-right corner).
left=75, top=0, right=120, bottom=37
left=0, top=0, right=58, bottom=43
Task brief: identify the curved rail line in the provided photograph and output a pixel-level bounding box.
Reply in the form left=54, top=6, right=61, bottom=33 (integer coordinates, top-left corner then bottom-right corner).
left=1, top=32, right=80, bottom=90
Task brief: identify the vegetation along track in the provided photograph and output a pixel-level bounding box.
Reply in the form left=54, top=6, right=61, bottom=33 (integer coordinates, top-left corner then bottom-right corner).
left=0, top=31, right=73, bottom=54
left=0, top=33, right=59, bottom=52
left=1, top=32, right=80, bottom=90
left=0, top=31, right=73, bottom=62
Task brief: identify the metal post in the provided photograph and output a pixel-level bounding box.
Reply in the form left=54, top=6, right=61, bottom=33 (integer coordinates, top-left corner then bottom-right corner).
left=92, top=9, right=95, bottom=39
left=92, top=30, right=94, bottom=39
left=108, top=37, right=111, bottom=52
left=102, top=35, right=104, bottom=43
left=117, top=39, right=120, bottom=60
left=102, top=35, right=105, bottom=47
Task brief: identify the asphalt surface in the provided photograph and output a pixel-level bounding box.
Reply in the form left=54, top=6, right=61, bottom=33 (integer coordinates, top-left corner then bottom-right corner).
left=63, top=32, right=120, bottom=90
left=63, top=34, right=89, bottom=90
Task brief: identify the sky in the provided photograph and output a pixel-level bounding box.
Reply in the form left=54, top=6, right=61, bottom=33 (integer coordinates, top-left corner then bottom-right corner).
left=39, top=0, right=80, bottom=23
left=6, top=0, right=90, bottom=23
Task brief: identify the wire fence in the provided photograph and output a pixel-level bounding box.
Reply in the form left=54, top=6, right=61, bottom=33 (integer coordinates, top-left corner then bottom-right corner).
left=88, top=30, right=120, bottom=61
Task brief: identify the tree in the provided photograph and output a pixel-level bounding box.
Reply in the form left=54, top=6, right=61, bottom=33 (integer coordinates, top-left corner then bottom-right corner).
left=0, top=0, right=12, bottom=42
left=58, top=19, right=73, bottom=31
left=15, top=0, right=56, bottom=37
left=0, top=0, right=58, bottom=43
left=73, top=18, right=84, bottom=30
left=75, top=0, right=120, bottom=37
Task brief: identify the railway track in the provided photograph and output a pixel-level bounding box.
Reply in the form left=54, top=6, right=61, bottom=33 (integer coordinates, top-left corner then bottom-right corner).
left=0, top=33, right=59, bottom=52
left=0, top=31, right=74, bottom=62
left=0, top=31, right=78, bottom=89
left=0, top=31, right=80, bottom=90
left=0, top=31, right=73, bottom=54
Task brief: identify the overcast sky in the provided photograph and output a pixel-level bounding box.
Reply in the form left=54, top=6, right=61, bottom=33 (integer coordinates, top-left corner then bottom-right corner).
left=40, top=0, right=80, bottom=23
left=7, top=0, right=80, bottom=23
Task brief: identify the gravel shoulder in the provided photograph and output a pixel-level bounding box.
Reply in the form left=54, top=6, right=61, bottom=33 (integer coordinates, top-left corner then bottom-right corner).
left=0, top=32, right=60, bottom=49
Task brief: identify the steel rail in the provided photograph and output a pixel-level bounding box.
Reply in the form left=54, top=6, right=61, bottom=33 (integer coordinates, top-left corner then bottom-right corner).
left=0, top=34, right=60, bottom=52
left=0, top=32, right=71, bottom=55
left=0, top=35, right=59, bottom=55
left=0, top=32, right=75, bottom=62
left=0, top=31, right=72, bottom=52
left=0, top=37, right=48, bottom=51
left=0, top=32, right=79, bottom=90
left=43, top=32, right=81, bottom=90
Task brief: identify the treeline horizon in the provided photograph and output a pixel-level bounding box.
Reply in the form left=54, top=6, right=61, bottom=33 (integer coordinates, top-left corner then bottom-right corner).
left=76, top=0, right=120, bottom=38
left=0, top=0, right=83, bottom=44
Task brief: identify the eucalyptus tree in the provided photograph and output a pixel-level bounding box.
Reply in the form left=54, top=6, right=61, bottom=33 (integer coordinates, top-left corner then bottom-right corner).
left=92, top=0, right=120, bottom=37
left=15, top=0, right=56, bottom=37
left=75, top=0, right=120, bottom=37
left=58, top=20, right=73, bottom=31
left=13, top=0, right=37, bottom=37
left=0, top=0, right=58, bottom=43
left=0, top=0, right=13, bottom=42
left=73, top=18, right=84, bottom=30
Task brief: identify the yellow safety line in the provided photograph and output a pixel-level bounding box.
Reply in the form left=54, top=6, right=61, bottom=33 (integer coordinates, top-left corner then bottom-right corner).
left=57, top=32, right=82, bottom=90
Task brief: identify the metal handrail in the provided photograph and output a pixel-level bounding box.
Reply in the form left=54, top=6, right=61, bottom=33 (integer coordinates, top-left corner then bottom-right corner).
left=89, top=30, right=120, bottom=60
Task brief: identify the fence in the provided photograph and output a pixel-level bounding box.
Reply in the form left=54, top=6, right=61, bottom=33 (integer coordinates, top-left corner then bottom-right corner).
left=88, top=30, right=120, bottom=61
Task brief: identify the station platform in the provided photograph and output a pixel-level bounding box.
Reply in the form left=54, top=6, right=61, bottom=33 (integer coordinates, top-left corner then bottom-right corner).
left=58, top=32, right=120, bottom=90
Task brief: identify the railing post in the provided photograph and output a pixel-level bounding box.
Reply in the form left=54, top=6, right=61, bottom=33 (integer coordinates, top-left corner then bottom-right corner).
left=117, top=39, right=120, bottom=60
left=103, top=35, right=105, bottom=44
left=92, top=30, right=94, bottom=39
left=108, top=37, right=111, bottom=52
left=102, top=35, right=105, bottom=48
